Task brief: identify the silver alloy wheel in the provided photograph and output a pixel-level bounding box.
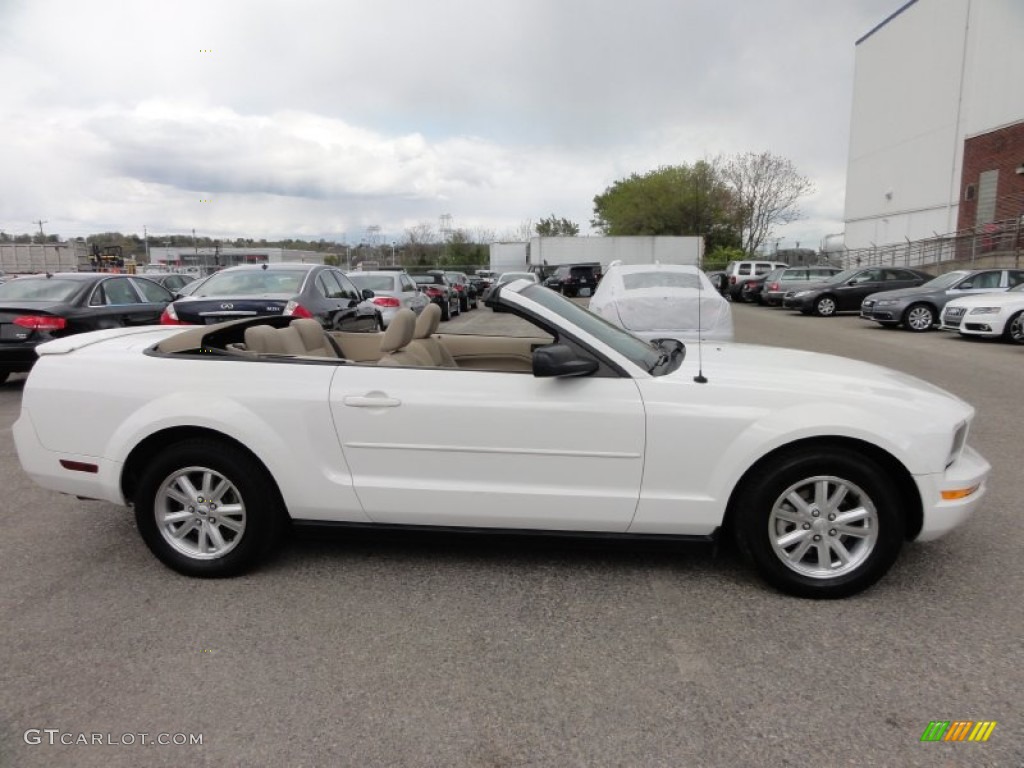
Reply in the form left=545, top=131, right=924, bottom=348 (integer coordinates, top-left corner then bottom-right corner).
left=768, top=475, right=879, bottom=580
left=905, top=305, right=933, bottom=331
left=816, top=297, right=836, bottom=316
left=155, top=466, right=247, bottom=560
left=1008, top=313, right=1024, bottom=344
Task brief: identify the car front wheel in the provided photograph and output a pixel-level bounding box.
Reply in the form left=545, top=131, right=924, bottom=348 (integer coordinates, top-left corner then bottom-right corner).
left=134, top=439, right=284, bottom=577
left=903, top=303, right=934, bottom=332
left=814, top=296, right=837, bottom=317
left=732, top=447, right=904, bottom=598
left=1003, top=310, right=1024, bottom=344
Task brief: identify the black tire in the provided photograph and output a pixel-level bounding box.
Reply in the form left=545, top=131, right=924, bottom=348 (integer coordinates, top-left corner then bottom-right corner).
left=879, top=322, right=899, bottom=329
left=1002, top=310, right=1024, bottom=344
left=902, top=303, right=935, bottom=332
left=0, top=372, right=8, bottom=385
left=814, top=295, right=837, bottom=317
left=459, top=296, right=469, bottom=312
left=440, top=300, right=451, bottom=321
left=133, top=438, right=285, bottom=578
left=732, top=446, right=905, bottom=599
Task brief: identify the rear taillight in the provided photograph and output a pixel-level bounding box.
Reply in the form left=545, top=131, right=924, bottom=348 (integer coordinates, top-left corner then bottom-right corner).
left=769, top=282, right=779, bottom=290
left=729, top=276, right=737, bottom=284
left=372, top=297, right=401, bottom=308
left=159, top=306, right=188, bottom=325
left=283, top=301, right=313, bottom=318
left=13, top=315, right=66, bottom=331
left=426, top=287, right=442, bottom=297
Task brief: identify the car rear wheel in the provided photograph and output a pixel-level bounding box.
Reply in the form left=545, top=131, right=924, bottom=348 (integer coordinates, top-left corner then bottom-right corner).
left=732, top=447, right=904, bottom=598
left=440, top=300, right=451, bottom=321
left=903, top=303, right=934, bottom=332
left=1003, top=310, right=1024, bottom=344
left=814, top=296, right=837, bottom=317
left=134, top=439, right=284, bottom=577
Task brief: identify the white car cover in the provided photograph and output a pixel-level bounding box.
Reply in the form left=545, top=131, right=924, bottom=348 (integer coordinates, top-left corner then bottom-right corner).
left=588, top=263, right=734, bottom=342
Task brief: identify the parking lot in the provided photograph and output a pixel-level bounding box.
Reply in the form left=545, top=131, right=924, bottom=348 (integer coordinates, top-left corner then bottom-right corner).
left=1, top=302, right=1021, bottom=767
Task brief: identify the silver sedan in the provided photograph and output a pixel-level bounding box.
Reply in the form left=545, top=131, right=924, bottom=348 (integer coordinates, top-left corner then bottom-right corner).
left=347, top=271, right=430, bottom=328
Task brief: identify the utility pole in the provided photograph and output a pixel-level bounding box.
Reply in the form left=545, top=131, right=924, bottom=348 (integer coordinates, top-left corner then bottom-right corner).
left=33, top=220, right=48, bottom=240
left=144, top=225, right=151, bottom=264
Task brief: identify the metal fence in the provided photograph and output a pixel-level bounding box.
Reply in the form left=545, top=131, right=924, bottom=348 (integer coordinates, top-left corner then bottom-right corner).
left=840, top=217, right=1024, bottom=271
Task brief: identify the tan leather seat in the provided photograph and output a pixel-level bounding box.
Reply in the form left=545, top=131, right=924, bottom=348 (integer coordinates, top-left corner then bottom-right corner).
left=290, top=318, right=342, bottom=357
left=378, top=309, right=431, bottom=367
left=243, top=319, right=341, bottom=358
left=411, top=304, right=457, bottom=367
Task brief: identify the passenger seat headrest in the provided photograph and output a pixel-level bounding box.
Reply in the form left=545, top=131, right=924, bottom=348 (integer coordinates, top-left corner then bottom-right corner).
left=380, top=308, right=416, bottom=353
left=414, top=303, right=442, bottom=339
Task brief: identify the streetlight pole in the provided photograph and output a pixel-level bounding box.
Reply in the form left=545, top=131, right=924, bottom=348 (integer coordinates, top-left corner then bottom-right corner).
left=391, top=241, right=396, bottom=266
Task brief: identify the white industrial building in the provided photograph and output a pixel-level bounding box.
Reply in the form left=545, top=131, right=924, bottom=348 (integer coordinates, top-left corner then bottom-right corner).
left=148, top=246, right=325, bottom=274
left=844, top=0, right=1024, bottom=250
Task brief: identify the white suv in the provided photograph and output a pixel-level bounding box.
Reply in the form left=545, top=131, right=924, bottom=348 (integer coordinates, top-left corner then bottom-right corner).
left=724, top=260, right=788, bottom=300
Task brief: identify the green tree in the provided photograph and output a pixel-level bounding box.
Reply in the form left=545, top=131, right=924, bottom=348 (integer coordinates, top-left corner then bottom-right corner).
left=535, top=215, right=579, bottom=237
left=591, top=161, right=740, bottom=250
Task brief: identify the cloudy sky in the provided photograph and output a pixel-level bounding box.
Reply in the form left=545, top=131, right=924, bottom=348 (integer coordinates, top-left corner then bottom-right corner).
left=1, top=0, right=901, bottom=248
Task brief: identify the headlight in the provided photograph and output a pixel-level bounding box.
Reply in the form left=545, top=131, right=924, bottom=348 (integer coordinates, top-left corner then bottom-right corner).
left=792, top=290, right=812, bottom=298
left=874, top=299, right=898, bottom=306
left=947, top=421, right=968, bottom=468
left=968, top=307, right=1000, bottom=315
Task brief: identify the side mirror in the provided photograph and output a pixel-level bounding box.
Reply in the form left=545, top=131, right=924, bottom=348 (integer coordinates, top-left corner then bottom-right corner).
left=361, top=289, right=375, bottom=300
left=532, top=344, right=599, bottom=378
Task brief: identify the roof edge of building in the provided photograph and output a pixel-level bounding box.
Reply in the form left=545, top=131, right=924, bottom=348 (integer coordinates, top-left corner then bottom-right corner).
left=856, top=0, right=919, bottom=46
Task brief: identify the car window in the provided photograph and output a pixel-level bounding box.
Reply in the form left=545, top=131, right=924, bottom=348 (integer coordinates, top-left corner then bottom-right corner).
left=1007, top=271, right=1024, bottom=288
left=101, top=277, right=142, bottom=305
left=967, top=271, right=1001, bottom=290
left=332, top=271, right=362, bottom=302
left=754, top=263, right=774, bottom=275
left=349, top=274, right=395, bottom=292
left=622, top=272, right=701, bottom=290
left=401, top=276, right=417, bottom=292
left=131, top=277, right=174, bottom=303
left=0, top=277, right=82, bottom=301
left=885, top=269, right=919, bottom=281
left=195, top=269, right=307, bottom=296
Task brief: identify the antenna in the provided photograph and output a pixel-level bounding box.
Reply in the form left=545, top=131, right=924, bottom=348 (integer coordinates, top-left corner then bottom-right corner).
left=693, top=250, right=708, bottom=384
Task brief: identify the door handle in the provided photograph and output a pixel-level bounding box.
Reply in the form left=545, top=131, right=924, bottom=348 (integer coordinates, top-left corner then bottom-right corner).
left=343, top=395, right=401, bottom=408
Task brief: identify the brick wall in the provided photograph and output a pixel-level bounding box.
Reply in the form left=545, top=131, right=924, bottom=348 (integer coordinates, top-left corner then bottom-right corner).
left=958, top=120, right=1024, bottom=231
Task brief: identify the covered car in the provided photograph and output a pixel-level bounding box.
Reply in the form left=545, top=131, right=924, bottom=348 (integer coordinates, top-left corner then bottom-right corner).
left=588, top=263, right=733, bottom=342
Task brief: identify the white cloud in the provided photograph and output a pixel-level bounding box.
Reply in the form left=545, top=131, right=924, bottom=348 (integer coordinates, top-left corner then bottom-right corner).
left=0, top=0, right=902, bottom=244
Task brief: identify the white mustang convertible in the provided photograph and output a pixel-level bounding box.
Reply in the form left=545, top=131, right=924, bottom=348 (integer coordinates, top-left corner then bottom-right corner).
left=14, top=280, right=990, bottom=598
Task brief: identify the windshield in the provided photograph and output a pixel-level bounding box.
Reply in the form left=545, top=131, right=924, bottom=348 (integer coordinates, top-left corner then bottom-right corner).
left=622, top=271, right=702, bottom=290
left=349, top=274, right=396, bottom=292
left=519, top=284, right=660, bottom=371
left=192, top=269, right=308, bottom=297
left=922, top=270, right=970, bottom=289
left=0, top=278, right=83, bottom=301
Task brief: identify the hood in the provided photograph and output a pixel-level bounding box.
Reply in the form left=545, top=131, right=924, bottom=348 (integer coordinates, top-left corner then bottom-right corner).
left=669, top=342, right=970, bottom=416
left=863, top=286, right=933, bottom=302
left=945, top=291, right=1024, bottom=309
left=35, top=326, right=186, bottom=356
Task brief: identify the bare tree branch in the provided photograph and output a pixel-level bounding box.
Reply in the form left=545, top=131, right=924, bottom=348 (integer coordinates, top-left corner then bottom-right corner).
left=722, top=152, right=814, bottom=255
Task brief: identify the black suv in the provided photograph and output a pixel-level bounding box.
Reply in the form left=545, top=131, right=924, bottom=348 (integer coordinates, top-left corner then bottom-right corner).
left=545, top=263, right=602, bottom=297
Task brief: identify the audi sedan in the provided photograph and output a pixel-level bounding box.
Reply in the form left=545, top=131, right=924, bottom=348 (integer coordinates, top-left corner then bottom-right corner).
left=0, top=272, right=173, bottom=384
left=783, top=267, right=932, bottom=316
left=940, top=282, right=1024, bottom=343
left=161, top=263, right=380, bottom=332
left=14, top=280, right=989, bottom=599
left=861, top=268, right=1024, bottom=332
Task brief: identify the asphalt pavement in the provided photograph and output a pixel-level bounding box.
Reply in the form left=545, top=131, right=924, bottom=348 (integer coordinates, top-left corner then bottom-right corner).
left=0, top=303, right=1021, bottom=767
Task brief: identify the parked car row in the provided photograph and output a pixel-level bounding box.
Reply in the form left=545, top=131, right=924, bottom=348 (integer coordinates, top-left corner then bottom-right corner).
left=739, top=262, right=1024, bottom=344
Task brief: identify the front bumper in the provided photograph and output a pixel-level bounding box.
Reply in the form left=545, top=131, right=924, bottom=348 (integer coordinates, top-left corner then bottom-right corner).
left=860, top=303, right=905, bottom=322
left=782, top=294, right=815, bottom=310
left=913, top=445, right=990, bottom=541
